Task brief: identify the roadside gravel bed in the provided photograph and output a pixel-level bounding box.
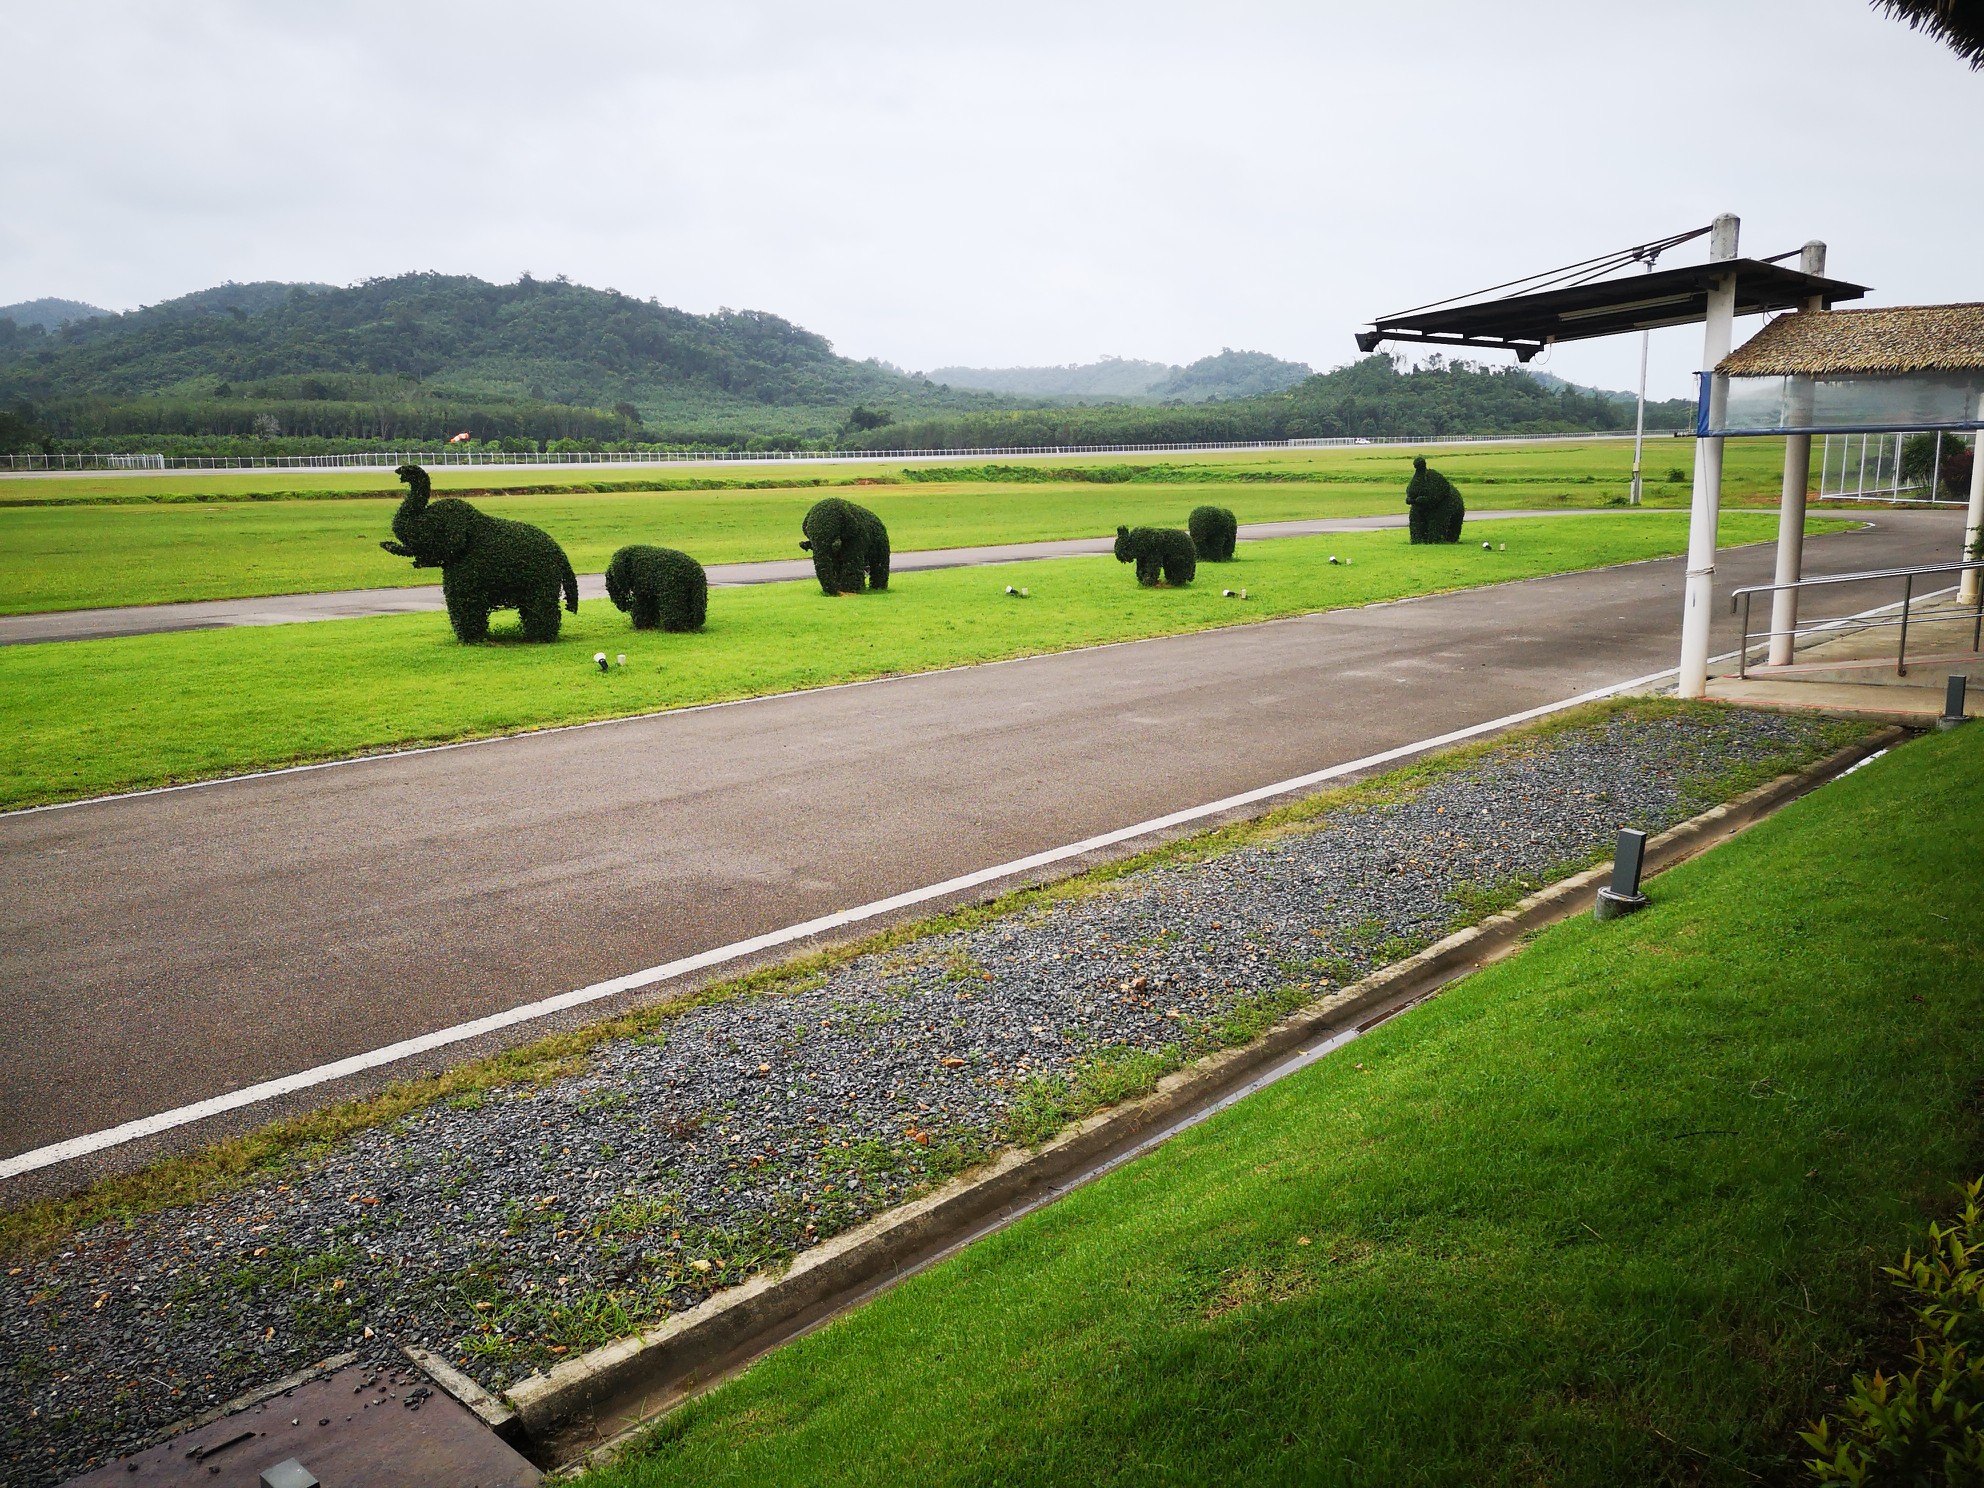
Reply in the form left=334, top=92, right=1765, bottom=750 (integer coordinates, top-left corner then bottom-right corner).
left=0, top=704, right=1862, bottom=1484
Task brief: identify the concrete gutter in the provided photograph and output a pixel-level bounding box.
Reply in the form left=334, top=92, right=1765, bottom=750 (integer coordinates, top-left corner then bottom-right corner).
left=489, top=725, right=1907, bottom=1468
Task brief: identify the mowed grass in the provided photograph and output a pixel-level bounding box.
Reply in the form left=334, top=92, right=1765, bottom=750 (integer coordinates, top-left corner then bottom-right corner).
left=0, top=438, right=1800, bottom=613
left=0, top=513, right=1811, bottom=810
left=579, top=721, right=1984, bottom=1488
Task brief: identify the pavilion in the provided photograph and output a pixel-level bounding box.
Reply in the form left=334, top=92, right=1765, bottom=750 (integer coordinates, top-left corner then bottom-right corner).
left=1358, top=215, right=1984, bottom=699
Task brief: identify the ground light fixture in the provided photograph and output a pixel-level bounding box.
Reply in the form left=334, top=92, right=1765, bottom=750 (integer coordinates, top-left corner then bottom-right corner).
left=1004, top=585, right=1029, bottom=597
left=594, top=652, right=608, bottom=672
left=1593, top=828, right=1651, bottom=920
left=1942, top=674, right=1970, bottom=730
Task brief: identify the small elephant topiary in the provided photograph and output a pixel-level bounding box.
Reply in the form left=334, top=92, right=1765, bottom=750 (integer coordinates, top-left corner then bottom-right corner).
left=1187, top=505, right=1238, bottom=562
left=380, top=464, right=578, bottom=642
left=1114, top=525, right=1197, bottom=586
left=800, top=497, right=891, bottom=595
left=604, top=545, right=708, bottom=632
left=1406, top=457, right=1466, bottom=544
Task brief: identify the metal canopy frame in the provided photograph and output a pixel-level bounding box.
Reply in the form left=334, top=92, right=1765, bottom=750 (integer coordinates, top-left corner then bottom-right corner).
left=1357, top=259, right=1870, bottom=362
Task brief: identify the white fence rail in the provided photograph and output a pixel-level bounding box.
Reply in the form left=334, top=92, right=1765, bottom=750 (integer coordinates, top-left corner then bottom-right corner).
left=0, top=429, right=1661, bottom=476
left=1817, top=431, right=1970, bottom=505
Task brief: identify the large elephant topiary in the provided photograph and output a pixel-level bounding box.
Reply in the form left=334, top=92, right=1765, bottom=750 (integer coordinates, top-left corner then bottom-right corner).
left=1187, top=505, right=1238, bottom=562
left=1113, top=525, right=1197, bottom=586
left=380, top=464, right=579, bottom=642
left=800, top=497, right=891, bottom=595
left=1406, top=457, right=1466, bottom=544
left=605, top=544, right=708, bottom=632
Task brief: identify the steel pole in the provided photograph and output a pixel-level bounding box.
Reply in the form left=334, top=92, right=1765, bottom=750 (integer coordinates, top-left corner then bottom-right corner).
left=1631, top=326, right=1649, bottom=505
left=1964, top=401, right=1984, bottom=607
left=1678, top=213, right=1741, bottom=698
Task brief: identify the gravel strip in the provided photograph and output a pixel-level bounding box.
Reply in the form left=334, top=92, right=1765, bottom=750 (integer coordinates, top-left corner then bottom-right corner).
left=0, top=704, right=1861, bottom=1484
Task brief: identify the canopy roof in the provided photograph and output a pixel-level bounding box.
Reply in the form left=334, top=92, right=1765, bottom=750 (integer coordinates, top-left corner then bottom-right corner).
left=1717, top=303, right=1984, bottom=376
left=1358, top=259, right=1868, bottom=362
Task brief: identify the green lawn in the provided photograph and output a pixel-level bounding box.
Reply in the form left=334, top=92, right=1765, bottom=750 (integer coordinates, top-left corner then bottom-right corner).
left=0, top=438, right=1802, bottom=613
left=578, top=720, right=1984, bottom=1488
left=0, top=513, right=1811, bottom=810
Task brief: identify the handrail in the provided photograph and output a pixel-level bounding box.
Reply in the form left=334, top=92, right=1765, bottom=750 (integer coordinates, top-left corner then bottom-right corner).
left=1729, top=559, right=1984, bottom=680
left=1729, top=558, right=1984, bottom=600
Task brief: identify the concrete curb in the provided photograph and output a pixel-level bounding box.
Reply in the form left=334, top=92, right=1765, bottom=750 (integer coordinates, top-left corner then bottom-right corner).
left=500, top=724, right=1908, bottom=1467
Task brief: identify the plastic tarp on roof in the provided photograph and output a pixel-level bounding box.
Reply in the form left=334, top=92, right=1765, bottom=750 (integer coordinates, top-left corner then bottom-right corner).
left=1698, top=370, right=1984, bottom=436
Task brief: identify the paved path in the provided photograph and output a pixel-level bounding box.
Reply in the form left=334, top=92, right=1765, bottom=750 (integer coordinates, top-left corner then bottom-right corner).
left=0, top=512, right=1955, bottom=1187
left=0, top=510, right=1617, bottom=645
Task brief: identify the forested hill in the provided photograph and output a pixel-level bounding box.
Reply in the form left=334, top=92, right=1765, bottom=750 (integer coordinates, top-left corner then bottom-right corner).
left=839, top=353, right=1697, bottom=451
left=0, top=297, right=112, bottom=332
left=0, top=273, right=998, bottom=445
left=0, top=272, right=1694, bottom=455
left=932, top=349, right=1312, bottom=402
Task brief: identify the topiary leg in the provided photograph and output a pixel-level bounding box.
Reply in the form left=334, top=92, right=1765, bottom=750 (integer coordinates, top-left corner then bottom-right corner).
left=445, top=585, right=489, bottom=643
left=631, top=595, right=661, bottom=630
left=868, top=536, right=891, bottom=591
left=519, top=589, right=562, bottom=642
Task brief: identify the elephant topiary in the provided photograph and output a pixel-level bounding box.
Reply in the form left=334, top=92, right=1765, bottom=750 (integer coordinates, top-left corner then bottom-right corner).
left=605, top=544, right=708, bottom=632
left=1406, top=457, right=1466, bottom=544
left=800, top=497, right=891, bottom=595
left=1187, top=505, right=1238, bottom=562
left=380, top=464, right=579, bottom=642
left=1113, top=525, right=1197, bottom=586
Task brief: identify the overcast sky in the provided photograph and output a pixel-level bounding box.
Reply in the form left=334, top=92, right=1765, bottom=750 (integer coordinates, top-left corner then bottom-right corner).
left=6, top=0, right=1980, bottom=398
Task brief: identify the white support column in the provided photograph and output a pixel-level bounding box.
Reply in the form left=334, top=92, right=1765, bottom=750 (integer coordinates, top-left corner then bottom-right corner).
left=1678, top=213, right=1741, bottom=698
left=1963, top=401, right=1984, bottom=607
left=1767, top=241, right=1826, bottom=667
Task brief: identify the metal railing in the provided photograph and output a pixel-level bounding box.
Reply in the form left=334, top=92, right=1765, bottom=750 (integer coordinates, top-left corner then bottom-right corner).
left=1729, top=560, right=1984, bottom=679
left=0, top=429, right=1656, bottom=476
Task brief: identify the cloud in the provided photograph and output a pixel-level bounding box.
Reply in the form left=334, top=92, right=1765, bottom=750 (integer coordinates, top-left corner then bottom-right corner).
left=5, top=0, right=1980, bottom=397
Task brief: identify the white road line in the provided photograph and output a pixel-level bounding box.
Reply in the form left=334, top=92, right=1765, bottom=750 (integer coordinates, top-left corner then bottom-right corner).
left=0, top=661, right=1691, bottom=1181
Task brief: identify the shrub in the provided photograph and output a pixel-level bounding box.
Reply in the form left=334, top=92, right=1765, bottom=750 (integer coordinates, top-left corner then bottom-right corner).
left=1113, top=525, right=1196, bottom=586
left=378, top=464, right=579, bottom=642
left=800, top=497, right=891, bottom=595
left=1405, top=457, right=1466, bottom=543
left=1187, top=505, right=1239, bottom=561
left=1944, top=443, right=1975, bottom=503
left=1667, top=466, right=1688, bottom=483
left=604, top=545, right=708, bottom=632
left=1802, top=1178, right=1984, bottom=1485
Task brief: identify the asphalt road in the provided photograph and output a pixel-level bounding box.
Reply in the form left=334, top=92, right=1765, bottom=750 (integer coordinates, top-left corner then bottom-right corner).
left=2, top=510, right=1616, bottom=645
left=0, top=512, right=1955, bottom=1186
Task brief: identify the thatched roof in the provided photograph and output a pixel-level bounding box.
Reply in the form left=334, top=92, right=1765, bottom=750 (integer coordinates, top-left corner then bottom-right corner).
left=1718, top=304, right=1984, bottom=376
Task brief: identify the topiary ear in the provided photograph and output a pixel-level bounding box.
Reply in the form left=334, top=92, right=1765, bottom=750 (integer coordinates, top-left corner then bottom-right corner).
left=1117, top=525, right=1129, bottom=537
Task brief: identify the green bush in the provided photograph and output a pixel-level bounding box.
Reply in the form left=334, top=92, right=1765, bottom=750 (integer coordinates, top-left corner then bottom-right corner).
left=1112, top=525, right=1196, bottom=586
left=1187, top=504, right=1238, bottom=561
left=1406, top=457, right=1466, bottom=543
left=1803, top=1178, right=1984, bottom=1485
left=799, top=497, right=890, bottom=595
left=378, top=464, right=578, bottom=642
left=604, top=545, right=707, bottom=632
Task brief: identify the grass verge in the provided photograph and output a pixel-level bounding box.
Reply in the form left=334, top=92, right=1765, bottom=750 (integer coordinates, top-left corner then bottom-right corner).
left=574, top=722, right=1984, bottom=1488
left=0, top=697, right=1868, bottom=1267
left=0, top=512, right=1825, bottom=809
left=0, top=438, right=1800, bottom=612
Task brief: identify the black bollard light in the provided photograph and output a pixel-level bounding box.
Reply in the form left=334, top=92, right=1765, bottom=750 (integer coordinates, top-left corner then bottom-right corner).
left=1940, top=675, right=1969, bottom=731
left=1594, top=828, right=1651, bottom=921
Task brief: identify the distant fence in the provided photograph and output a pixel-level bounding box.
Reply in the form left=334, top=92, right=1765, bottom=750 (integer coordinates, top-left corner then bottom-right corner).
left=0, top=428, right=1664, bottom=476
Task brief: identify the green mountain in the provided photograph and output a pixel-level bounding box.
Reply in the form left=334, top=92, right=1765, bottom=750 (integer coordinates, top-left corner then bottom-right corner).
left=932, top=349, right=1312, bottom=403
left=0, top=297, right=112, bottom=332
left=0, top=273, right=1003, bottom=447
left=843, top=353, right=1698, bottom=451
left=0, top=274, right=1695, bottom=456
